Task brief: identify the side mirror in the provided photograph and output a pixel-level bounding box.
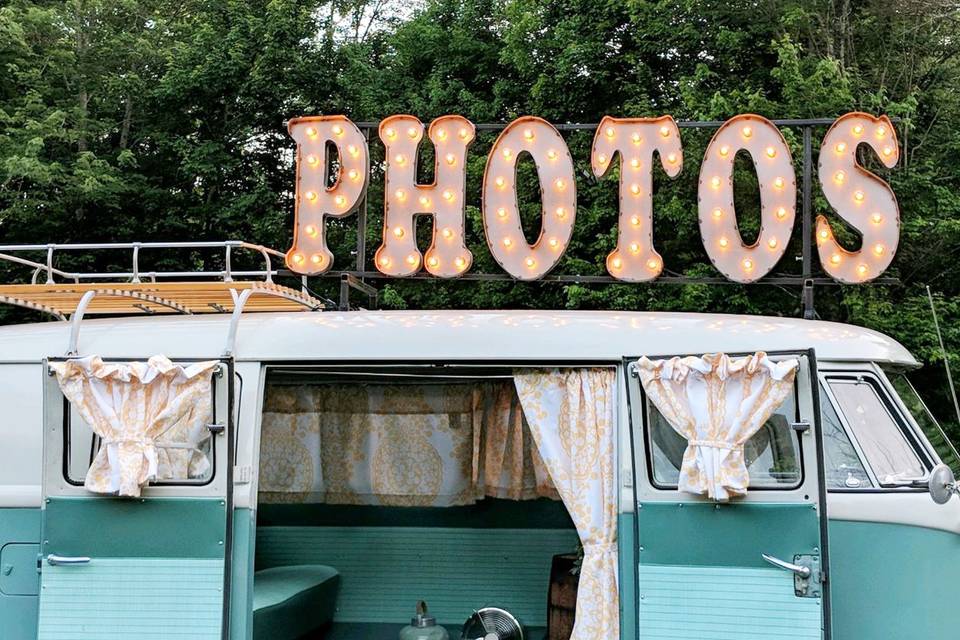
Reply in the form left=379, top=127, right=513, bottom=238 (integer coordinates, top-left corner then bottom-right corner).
left=928, top=464, right=959, bottom=505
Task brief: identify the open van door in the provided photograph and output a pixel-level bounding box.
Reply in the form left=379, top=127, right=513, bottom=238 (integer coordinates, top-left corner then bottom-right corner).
left=626, top=349, right=831, bottom=640
left=36, top=357, right=234, bottom=640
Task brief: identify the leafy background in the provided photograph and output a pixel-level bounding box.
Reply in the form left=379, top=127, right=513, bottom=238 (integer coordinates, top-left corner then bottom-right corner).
left=0, top=0, right=958, bottom=438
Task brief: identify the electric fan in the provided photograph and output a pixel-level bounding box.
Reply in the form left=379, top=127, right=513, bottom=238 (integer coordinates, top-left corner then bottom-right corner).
left=460, top=607, right=523, bottom=640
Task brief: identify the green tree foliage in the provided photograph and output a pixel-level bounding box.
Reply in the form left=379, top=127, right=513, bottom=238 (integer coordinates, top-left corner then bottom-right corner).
left=0, top=0, right=958, bottom=432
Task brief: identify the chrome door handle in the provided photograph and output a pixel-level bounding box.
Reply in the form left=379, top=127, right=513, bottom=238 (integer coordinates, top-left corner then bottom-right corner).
left=762, top=553, right=811, bottom=578
left=47, top=554, right=91, bottom=566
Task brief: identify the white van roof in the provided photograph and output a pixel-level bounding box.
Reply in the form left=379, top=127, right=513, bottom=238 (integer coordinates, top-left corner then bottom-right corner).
left=0, top=310, right=919, bottom=367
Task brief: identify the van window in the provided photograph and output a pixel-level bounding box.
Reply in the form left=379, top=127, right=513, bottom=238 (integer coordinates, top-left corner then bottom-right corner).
left=647, top=389, right=802, bottom=489
left=827, top=377, right=927, bottom=486
left=889, top=374, right=960, bottom=477
left=819, top=384, right=872, bottom=489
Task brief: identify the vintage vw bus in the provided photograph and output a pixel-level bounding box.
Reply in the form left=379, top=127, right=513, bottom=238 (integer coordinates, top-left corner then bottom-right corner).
left=0, top=247, right=958, bottom=640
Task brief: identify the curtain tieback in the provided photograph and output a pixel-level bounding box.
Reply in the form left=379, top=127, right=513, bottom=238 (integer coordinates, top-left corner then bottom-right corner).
left=104, top=437, right=155, bottom=448
left=688, top=439, right=740, bottom=451
left=582, top=542, right=617, bottom=556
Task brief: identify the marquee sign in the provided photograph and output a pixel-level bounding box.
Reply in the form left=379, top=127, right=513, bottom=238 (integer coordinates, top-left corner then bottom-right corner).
left=285, top=112, right=899, bottom=284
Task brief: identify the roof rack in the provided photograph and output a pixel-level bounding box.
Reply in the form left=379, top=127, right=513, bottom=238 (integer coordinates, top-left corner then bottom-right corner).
left=0, top=241, right=330, bottom=356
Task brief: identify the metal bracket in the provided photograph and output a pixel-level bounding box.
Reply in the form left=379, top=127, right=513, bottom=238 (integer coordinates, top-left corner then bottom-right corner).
left=339, top=274, right=378, bottom=311
left=792, top=554, right=822, bottom=598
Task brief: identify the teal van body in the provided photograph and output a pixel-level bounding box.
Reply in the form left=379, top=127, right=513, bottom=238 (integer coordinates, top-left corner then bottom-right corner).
left=0, top=311, right=958, bottom=639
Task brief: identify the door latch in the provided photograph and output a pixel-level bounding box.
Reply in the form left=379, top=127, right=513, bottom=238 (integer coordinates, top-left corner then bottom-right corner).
left=762, top=553, right=822, bottom=598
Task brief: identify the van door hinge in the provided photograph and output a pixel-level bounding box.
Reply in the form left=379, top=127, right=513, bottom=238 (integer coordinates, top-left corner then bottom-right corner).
left=234, top=465, right=252, bottom=485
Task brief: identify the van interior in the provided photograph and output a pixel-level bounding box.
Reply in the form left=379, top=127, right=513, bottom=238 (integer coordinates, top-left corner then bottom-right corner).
left=253, top=367, right=579, bottom=640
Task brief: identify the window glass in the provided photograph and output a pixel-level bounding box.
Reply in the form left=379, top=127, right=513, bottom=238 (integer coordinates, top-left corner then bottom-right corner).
left=828, top=378, right=926, bottom=485
left=889, top=374, right=960, bottom=477
left=819, top=384, right=872, bottom=489
left=648, top=390, right=802, bottom=489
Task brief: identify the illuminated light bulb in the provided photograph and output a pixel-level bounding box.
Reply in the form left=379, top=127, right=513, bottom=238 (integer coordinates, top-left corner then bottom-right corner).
left=395, top=189, right=407, bottom=201
left=305, top=127, right=318, bottom=138
left=436, top=129, right=447, bottom=141
left=852, top=124, right=864, bottom=136
left=525, top=257, right=536, bottom=268
left=547, top=149, right=558, bottom=160
left=385, top=127, right=397, bottom=140
left=332, top=124, right=344, bottom=137
left=835, top=142, right=847, bottom=154
left=712, top=207, right=723, bottom=219
left=495, top=176, right=506, bottom=189
left=742, top=258, right=754, bottom=270
left=611, top=257, right=623, bottom=269
left=334, top=195, right=347, bottom=207
left=646, top=258, right=660, bottom=271
left=873, top=243, right=885, bottom=256
left=497, top=207, right=508, bottom=219
left=503, top=237, right=513, bottom=248
left=548, top=237, right=559, bottom=249
left=555, top=207, right=566, bottom=219
left=605, top=126, right=615, bottom=138
left=830, top=253, right=841, bottom=265
left=742, top=125, right=753, bottom=138
left=773, top=177, right=785, bottom=189
left=871, top=213, right=883, bottom=224
left=454, top=256, right=467, bottom=270
left=834, top=170, right=846, bottom=184
left=503, top=148, right=513, bottom=161
left=857, top=263, right=869, bottom=277
left=427, top=256, right=439, bottom=268
left=458, top=128, right=469, bottom=140
left=630, top=183, right=641, bottom=196
left=882, top=146, right=894, bottom=158
left=305, top=190, right=318, bottom=202
left=719, top=237, right=729, bottom=249
left=630, top=158, right=641, bottom=169
left=406, top=254, right=419, bottom=267
left=347, top=145, right=359, bottom=157
left=819, top=229, right=830, bottom=240
left=629, top=242, right=641, bottom=254
left=719, top=145, right=730, bottom=158
left=445, top=153, right=456, bottom=165
left=442, top=227, right=454, bottom=239
left=554, top=178, right=566, bottom=191
left=710, top=176, right=722, bottom=189
left=631, top=133, right=642, bottom=145
left=597, top=154, right=608, bottom=165
left=291, top=252, right=305, bottom=265
left=305, top=224, right=318, bottom=238
left=407, top=126, right=418, bottom=139
left=776, top=207, right=788, bottom=219
left=630, top=215, right=641, bottom=226
left=394, top=154, right=406, bottom=166
left=379, top=256, right=391, bottom=267
left=854, top=190, right=865, bottom=202
left=347, top=169, right=360, bottom=181
left=524, top=129, right=535, bottom=141
left=876, top=125, right=887, bottom=138
left=419, top=195, right=431, bottom=207
left=393, top=227, right=404, bottom=238
left=659, top=125, right=671, bottom=137
left=765, top=146, right=777, bottom=158
left=310, top=253, right=323, bottom=265
left=667, top=152, right=678, bottom=165
left=767, top=237, right=778, bottom=249
left=306, top=154, right=319, bottom=166
left=442, top=190, right=454, bottom=202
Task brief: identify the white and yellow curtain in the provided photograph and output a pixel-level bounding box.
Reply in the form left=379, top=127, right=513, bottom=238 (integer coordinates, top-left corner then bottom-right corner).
left=636, top=352, right=798, bottom=501
left=51, top=355, right=219, bottom=497
left=514, top=368, right=619, bottom=640
left=259, top=382, right=556, bottom=505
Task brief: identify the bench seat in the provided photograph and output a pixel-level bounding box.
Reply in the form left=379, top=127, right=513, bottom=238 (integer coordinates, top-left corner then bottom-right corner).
left=253, top=564, right=340, bottom=639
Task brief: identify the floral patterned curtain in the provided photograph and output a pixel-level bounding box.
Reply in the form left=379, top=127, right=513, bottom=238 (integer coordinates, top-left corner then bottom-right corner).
left=51, top=355, right=219, bottom=497
left=636, top=352, right=799, bottom=501
left=258, top=382, right=556, bottom=505
left=514, top=368, right=619, bottom=640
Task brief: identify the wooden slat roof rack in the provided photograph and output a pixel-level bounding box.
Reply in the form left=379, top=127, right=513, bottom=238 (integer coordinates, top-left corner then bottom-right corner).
left=0, top=241, right=333, bottom=356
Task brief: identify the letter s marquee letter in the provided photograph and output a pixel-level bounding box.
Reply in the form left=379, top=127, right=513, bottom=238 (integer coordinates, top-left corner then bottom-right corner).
left=816, top=112, right=900, bottom=283
left=285, top=116, right=369, bottom=275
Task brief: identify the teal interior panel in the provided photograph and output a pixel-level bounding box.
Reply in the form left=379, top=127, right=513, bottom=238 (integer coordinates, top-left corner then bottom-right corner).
left=37, top=557, right=224, bottom=640
left=829, top=520, right=960, bottom=639
left=637, top=502, right=821, bottom=568
left=0, top=508, right=41, bottom=640
left=639, top=564, right=821, bottom=640
left=255, top=526, right=579, bottom=626
left=231, top=508, right=256, bottom=640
